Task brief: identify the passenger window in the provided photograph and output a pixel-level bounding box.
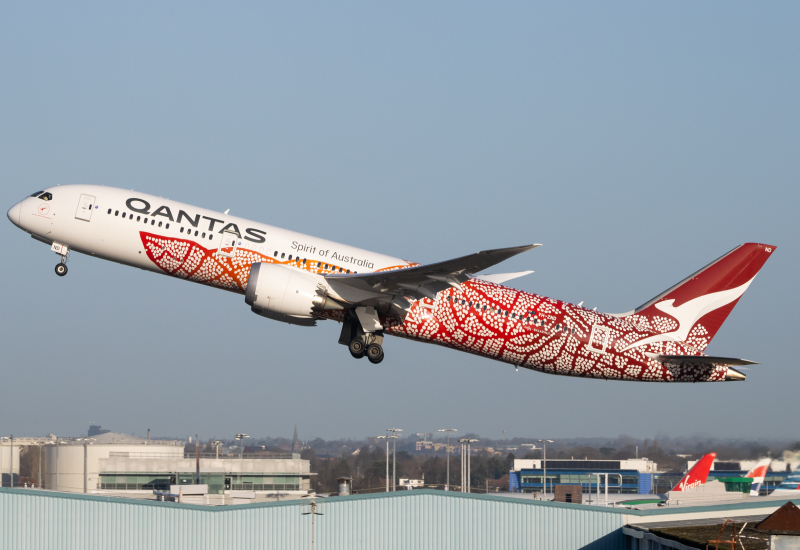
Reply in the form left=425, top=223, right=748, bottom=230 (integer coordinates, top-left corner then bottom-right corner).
left=555, top=324, right=560, bottom=330
left=505, top=311, right=509, bottom=317
left=107, top=208, right=111, bottom=214
left=158, top=221, right=162, bottom=227
left=180, top=227, right=184, bottom=233
left=446, top=296, right=451, bottom=302
left=346, top=269, right=350, bottom=274
left=288, top=255, right=292, bottom=260
left=303, top=259, right=307, bottom=264
left=281, top=253, right=285, bottom=259
left=137, top=216, right=141, bottom=221
left=115, top=210, right=119, bottom=216
left=324, top=264, right=328, bottom=269
left=122, top=212, right=126, bottom=218
left=274, top=251, right=278, bottom=257
left=151, top=219, right=155, bottom=225
left=166, top=223, right=169, bottom=229
left=209, top=234, right=213, bottom=240
left=194, top=230, right=198, bottom=236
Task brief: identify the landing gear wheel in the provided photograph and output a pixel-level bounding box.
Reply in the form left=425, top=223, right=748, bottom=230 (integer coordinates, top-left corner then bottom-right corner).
left=366, top=343, right=384, bottom=364
left=349, top=339, right=365, bottom=359
left=55, top=263, right=68, bottom=277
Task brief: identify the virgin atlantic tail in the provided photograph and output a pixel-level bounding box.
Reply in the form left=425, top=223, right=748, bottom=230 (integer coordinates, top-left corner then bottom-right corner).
left=744, top=458, right=772, bottom=496
left=672, top=453, right=716, bottom=492
left=619, top=243, right=776, bottom=353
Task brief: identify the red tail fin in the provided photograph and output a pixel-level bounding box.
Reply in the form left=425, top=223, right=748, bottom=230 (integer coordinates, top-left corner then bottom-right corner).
left=672, top=453, right=716, bottom=491
left=622, top=243, right=776, bottom=352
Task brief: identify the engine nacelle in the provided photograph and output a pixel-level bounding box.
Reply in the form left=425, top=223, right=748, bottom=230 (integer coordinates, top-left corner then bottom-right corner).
left=245, top=263, right=342, bottom=326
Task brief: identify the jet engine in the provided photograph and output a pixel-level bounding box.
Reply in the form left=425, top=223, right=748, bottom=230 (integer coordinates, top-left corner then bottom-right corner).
left=245, top=263, right=343, bottom=326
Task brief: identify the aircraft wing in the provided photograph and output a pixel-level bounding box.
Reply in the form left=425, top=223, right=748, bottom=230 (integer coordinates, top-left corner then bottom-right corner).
left=646, top=354, right=758, bottom=366
left=325, top=244, right=540, bottom=300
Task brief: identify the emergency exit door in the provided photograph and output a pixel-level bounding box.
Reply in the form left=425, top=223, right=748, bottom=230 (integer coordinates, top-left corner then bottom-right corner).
left=75, top=194, right=96, bottom=221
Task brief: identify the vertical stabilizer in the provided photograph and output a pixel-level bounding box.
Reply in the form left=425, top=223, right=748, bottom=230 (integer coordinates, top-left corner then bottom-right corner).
left=621, top=243, right=776, bottom=352
left=672, top=453, right=716, bottom=491
left=744, top=458, right=772, bottom=496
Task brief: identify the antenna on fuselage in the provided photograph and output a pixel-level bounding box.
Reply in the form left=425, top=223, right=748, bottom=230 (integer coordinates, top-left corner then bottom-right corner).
left=224, top=209, right=230, bottom=215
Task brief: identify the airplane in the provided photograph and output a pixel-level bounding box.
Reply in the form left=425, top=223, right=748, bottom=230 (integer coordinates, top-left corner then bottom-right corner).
left=671, top=453, right=717, bottom=492
left=771, top=473, right=800, bottom=496
left=743, top=458, right=772, bottom=496
left=7, top=185, right=776, bottom=381
left=614, top=452, right=717, bottom=507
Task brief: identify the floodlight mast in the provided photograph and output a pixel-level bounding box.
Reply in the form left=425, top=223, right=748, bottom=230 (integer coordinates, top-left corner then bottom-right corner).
left=439, top=429, right=457, bottom=491
left=376, top=436, right=392, bottom=492
left=537, top=439, right=554, bottom=498
left=387, top=429, right=402, bottom=491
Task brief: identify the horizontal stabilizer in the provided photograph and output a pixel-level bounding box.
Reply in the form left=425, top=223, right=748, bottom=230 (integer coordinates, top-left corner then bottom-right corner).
left=645, top=353, right=757, bottom=366
left=474, top=271, right=534, bottom=284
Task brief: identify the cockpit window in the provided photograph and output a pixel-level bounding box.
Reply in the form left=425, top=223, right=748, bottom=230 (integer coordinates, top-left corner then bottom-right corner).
left=29, top=190, right=44, bottom=197
left=37, top=192, right=53, bottom=201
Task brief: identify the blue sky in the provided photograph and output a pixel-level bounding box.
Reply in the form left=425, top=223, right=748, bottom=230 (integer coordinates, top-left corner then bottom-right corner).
left=1, top=2, right=798, bottom=442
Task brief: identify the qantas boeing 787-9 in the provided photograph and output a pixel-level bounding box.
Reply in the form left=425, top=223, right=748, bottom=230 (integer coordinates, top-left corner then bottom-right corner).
left=7, top=185, right=775, bottom=382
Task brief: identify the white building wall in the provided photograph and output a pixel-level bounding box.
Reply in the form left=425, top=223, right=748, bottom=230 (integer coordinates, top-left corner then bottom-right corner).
left=0, top=445, right=21, bottom=484
left=45, top=443, right=183, bottom=493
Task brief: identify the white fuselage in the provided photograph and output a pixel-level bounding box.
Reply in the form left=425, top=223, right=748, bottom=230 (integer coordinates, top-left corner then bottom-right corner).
left=7, top=185, right=408, bottom=302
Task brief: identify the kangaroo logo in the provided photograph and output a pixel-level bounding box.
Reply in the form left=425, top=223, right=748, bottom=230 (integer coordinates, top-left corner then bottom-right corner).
left=622, top=277, right=755, bottom=352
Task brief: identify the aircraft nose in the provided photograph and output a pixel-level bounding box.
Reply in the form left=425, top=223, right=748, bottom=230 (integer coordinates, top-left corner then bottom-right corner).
left=7, top=201, right=21, bottom=227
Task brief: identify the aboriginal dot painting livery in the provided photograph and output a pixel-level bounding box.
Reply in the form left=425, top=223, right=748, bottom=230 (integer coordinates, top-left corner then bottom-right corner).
left=7, top=185, right=776, bottom=382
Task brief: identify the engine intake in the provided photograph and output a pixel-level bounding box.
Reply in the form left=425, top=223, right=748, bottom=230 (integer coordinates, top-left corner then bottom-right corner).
left=245, top=263, right=342, bottom=326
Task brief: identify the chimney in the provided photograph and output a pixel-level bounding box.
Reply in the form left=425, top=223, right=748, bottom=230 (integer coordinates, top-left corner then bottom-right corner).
left=147, top=429, right=151, bottom=441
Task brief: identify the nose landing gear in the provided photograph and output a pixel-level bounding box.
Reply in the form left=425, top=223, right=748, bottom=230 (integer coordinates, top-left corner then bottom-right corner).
left=53, top=244, right=70, bottom=277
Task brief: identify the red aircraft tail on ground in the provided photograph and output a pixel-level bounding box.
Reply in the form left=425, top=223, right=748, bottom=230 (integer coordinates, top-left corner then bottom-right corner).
left=672, top=453, right=717, bottom=492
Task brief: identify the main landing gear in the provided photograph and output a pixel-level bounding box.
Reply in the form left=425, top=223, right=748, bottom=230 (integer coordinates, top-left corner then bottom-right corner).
left=340, top=312, right=385, bottom=364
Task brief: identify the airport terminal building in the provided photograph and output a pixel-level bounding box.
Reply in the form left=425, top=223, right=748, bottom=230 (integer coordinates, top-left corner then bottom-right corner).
left=510, top=458, right=659, bottom=495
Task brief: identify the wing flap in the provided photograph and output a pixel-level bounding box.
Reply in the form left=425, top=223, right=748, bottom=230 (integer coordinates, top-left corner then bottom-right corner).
left=474, top=270, right=534, bottom=284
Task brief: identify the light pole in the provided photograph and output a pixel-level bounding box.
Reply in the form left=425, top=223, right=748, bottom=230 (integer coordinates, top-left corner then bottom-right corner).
left=9, top=435, right=14, bottom=488
left=387, top=429, right=402, bottom=491
left=466, top=439, right=478, bottom=493
left=0, top=437, right=7, bottom=488
left=459, top=438, right=479, bottom=492
left=235, top=433, right=249, bottom=489
left=537, top=439, right=554, bottom=498
left=212, top=440, right=223, bottom=459
left=439, top=429, right=457, bottom=491
left=235, top=433, right=249, bottom=460
left=301, top=499, right=324, bottom=550
left=376, top=436, right=396, bottom=492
